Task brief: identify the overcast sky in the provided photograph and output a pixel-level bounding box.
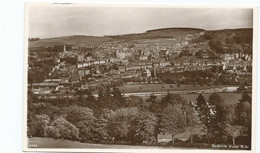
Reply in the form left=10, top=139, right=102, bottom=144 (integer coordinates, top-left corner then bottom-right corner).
left=28, top=4, right=253, bottom=38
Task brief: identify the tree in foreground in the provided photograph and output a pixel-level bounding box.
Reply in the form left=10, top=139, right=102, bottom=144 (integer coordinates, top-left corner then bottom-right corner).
left=235, top=92, right=251, bottom=146
left=30, top=114, right=50, bottom=137
left=64, top=106, right=96, bottom=141
left=158, top=105, right=185, bottom=140
left=197, top=93, right=227, bottom=143
left=224, top=124, right=242, bottom=145
left=196, top=93, right=207, bottom=108
left=208, top=92, right=225, bottom=123
left=131, top=111, right=157, bottom=143
left=47, top=117, right=79, bottom=140
left=239, top=92, right=252, bottom=104
left=108, top=107, right=139, bottom=141
left=161, top=93, right=186, bottom=108
left=147, top=94, right=161, bottom=115
left=91, top=116, right=110, bottom=142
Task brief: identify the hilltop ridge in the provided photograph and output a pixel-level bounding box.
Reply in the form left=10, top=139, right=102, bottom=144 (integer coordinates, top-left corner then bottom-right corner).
left=28, top=27, right=252, bottom=48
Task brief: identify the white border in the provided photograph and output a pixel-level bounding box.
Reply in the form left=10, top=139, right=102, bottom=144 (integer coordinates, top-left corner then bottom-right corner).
left=22, top=2, right=258, bottom=153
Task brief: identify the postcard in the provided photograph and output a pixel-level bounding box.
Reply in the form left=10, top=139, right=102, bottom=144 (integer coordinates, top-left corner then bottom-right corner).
left=23, top=3, right=257, bottom=152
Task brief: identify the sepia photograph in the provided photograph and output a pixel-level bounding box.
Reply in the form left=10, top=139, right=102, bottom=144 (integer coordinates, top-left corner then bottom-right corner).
left=23, top=3, right=257, bottom=152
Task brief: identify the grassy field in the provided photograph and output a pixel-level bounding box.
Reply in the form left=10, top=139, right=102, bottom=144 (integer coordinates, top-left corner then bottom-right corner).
left=28, top=137, right=245, bottom=150
left=118, top=84, right=236, bottom=93
left=181, top=93, right=241, bottom=105
left=28, top=137, right=163, bottom=149
left=140, top=93, right=241, bottom=106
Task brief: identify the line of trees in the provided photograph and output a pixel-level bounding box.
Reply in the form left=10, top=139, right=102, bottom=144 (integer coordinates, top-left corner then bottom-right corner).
left=28, top=38, right=40, bottom=42
left=27, top=87, right=252, bottom=147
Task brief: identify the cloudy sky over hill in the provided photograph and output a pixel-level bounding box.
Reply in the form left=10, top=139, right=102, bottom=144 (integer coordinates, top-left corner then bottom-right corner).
left=28, top=4, right=253, bottom=38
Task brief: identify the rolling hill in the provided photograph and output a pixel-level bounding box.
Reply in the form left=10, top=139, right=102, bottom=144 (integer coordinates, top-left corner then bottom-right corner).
left=109, top=28, right=205, bottom=40
left=28, top=27, right=252, bottom=51
left=28, top=28, right=205, bottom=48
left=28, top=35, right=113, bottom=48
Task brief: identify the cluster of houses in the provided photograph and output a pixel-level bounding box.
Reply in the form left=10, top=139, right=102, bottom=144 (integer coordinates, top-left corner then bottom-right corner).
left=28, top=33, right=252, bottom=96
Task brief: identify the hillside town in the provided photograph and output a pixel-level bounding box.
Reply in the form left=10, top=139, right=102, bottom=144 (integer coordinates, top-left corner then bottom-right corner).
left=28, top=30, right=252, bottom=98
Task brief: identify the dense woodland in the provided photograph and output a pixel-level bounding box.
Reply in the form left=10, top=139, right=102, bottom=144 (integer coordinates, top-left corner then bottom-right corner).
left=204, top=29, right=253, bottom=55
left=27, top=87, right=252, bottom=148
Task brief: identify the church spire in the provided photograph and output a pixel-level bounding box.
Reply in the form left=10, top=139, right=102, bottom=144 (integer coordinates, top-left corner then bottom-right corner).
left=64, top=45, right=66, bottom=52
